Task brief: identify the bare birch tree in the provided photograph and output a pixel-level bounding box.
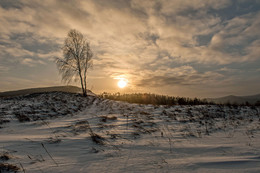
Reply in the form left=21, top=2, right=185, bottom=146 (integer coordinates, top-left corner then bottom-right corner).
left=56, top=29, right=93, bottom=96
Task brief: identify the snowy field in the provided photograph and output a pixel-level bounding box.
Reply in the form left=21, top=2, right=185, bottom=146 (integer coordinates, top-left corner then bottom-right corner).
left=1, top=92, right=260, bottom=172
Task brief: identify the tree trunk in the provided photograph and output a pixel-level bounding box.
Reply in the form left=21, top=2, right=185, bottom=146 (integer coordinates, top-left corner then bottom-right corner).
left=78, top=69, right=86, bottom=96
left=84, top=71, right=87, bottom=97
left=80, top=75, right=86, bottom=96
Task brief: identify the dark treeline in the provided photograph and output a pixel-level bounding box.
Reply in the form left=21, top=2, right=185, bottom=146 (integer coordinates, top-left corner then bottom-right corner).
left=99, top=92, right=215, bottom=105
left=99, top=92, right=260, bottom=106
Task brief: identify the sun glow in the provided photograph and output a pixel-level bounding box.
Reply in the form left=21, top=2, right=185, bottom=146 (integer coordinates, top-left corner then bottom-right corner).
left=118, top=80, right=127, bottom=88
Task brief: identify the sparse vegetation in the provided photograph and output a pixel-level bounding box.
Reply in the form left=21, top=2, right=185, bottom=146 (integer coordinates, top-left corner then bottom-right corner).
left=15, top=113, right=31, bottom=122
left=0, top=152, right=11, bottom=161
left=72, top=120, right=90, bottom=134
left=99, top=115, right=117, bottom=122
left=0, top=163, right=20, bottom=173
left=0, top=92, right=92, bottom=124
left=1, top=91, right=260, bottom=172
left=90, top=133, right=105, bottom=145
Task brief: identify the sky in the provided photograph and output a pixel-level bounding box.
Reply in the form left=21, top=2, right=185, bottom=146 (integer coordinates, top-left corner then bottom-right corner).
left=0, top=0, right=260, bottom=98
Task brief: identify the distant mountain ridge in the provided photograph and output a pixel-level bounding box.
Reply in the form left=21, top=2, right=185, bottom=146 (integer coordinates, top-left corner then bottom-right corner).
left=208, top=94, right=260, bottom=104
left=0, top=86, right=90, bottom=97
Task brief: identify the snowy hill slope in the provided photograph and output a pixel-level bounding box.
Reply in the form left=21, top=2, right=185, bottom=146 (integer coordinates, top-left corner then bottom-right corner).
left=0, top=86, right=95, bottom=98
left=1, top=92, right=260, bottom=172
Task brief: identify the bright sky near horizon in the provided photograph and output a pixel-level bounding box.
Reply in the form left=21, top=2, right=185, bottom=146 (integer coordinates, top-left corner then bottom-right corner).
left=0, top=0, right=260, bottom=97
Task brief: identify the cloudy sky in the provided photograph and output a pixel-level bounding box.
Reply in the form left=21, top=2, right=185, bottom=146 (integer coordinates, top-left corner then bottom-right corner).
left=0, top=0, right=260, bottom=98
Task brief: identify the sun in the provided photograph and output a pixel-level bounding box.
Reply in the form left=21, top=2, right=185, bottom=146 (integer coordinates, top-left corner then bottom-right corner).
left=118, top=80, right=127, bottom=88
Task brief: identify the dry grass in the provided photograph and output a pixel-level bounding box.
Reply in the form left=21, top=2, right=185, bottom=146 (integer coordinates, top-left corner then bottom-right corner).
left=0, top=119, right=10, bottom=125
left=72, top=120, right=90, bottom=134
left=15, top=113, right=30, bottom=122
left=0, top=153, right=11, bottom=161
left=0, top=163, right=20, bottom=172
left=46, top=137, right=62, bottom=144
left=90, top=133, right=105, bottom=145
left=99, top=115, right=117, bottom=122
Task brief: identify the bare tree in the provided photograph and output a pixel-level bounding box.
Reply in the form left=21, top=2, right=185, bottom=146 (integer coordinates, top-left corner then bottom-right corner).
left=56, top=29, right=93, bottom=96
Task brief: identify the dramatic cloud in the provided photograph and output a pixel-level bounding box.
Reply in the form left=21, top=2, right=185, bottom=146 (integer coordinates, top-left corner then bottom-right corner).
left=0, top=0, right=259, bottom=97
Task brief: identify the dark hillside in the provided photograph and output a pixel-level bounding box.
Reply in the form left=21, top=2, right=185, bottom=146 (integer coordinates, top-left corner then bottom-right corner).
left=0, top=86, right=82, bottom=98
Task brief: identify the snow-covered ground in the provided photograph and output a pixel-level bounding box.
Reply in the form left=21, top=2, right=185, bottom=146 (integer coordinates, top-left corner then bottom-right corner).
left=1, top=92, right=260, bottom=172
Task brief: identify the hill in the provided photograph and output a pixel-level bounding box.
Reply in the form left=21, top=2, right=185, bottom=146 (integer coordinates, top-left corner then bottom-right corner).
left=0, top=92, right=260, bottom=172
left=0, top=85, right=83, bottom=97
left=208, top=94, right=260, bottom=104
